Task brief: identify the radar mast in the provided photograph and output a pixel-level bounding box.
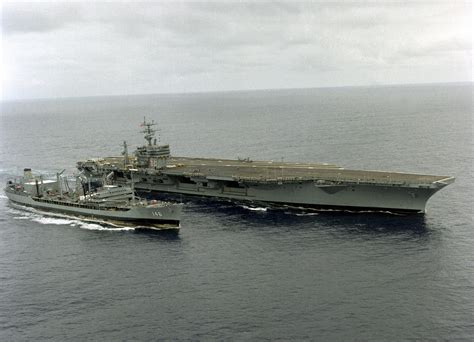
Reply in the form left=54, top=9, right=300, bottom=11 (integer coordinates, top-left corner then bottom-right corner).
left=141, top=117, right=157, bottom=146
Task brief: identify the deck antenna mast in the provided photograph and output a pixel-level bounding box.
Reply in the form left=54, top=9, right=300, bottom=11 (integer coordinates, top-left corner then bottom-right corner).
left=141, top=117, right=157, bottom=146
left=56, top=169, right=65, bottom=198
left=122, top=141, right=129, bottom=166
left=130, top=169, right=138, bottom=205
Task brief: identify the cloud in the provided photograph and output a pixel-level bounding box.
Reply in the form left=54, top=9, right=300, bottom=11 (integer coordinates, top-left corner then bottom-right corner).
left=397, top=38, right=472, bottom=59
left=1, top=3, right=83, bottom=34
left=1, top=1, right=471, bottom=100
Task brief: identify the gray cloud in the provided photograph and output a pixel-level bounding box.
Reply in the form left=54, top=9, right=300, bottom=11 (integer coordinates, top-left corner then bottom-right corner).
left=2, top=3, right=83, bottom=34
left=1, top=1, right=471, bottom=100
left=397, top=38, right=472, bottom=59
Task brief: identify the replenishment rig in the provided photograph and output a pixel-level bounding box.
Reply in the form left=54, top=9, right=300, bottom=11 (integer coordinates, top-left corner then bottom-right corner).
left=5, top=168, right=182, bottom=229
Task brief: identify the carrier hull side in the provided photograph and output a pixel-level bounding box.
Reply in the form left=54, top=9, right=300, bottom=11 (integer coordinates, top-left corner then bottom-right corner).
left=133, top=180, right=442, bottom=213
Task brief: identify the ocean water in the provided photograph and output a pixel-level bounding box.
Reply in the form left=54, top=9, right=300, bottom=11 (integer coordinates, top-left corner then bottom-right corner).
left=0, top=83, right=472, bottom=340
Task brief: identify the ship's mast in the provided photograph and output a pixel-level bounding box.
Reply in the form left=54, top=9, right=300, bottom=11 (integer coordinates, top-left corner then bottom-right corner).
left=141, top=117, right=157, bottom=146
left=122, top=141, right=129, bottom=166
left=57, top=169, right=65, bottom=198
left=130, top=168, right=137, bottom=205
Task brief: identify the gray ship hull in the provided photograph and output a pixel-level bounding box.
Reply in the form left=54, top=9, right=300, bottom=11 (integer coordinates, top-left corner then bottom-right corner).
left=76, top=118, right=455, bottom=214
left=6, top=190, right=182, bottom=229
left=133, top=179, right=440, bottom=213
left=78, top=156, right=454, bottom=214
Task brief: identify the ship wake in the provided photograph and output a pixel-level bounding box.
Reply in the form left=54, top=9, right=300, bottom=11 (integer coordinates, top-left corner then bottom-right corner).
left=7, top=204, right=136, bottom=231
left=241, top=205, right=268, bottom=212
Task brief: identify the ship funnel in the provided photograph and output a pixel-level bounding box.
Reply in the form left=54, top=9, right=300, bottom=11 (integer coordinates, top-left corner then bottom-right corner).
left=23, top=168, right=33, bottom=179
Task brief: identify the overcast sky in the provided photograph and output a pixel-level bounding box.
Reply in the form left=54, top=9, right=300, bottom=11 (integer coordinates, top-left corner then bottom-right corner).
left=1, top=1, right=472, bottom=100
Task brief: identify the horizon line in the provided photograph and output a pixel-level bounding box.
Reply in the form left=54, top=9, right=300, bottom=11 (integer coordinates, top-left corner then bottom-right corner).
left=1, top=80, right=472, bottom=103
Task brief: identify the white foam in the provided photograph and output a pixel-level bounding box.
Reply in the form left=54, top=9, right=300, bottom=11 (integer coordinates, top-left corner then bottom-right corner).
left=7, top=203, right=136, bottom=231
left=242, top=205, right=268, bottom=212
left=32, top=217, right=74, bottom=225
left=75, top=221, right=134, bottom=231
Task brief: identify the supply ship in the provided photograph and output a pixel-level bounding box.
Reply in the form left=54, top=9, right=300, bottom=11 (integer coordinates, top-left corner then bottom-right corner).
left=77, top=118, right=454, bottom=214
left=5, top=168, right=182, bottom=229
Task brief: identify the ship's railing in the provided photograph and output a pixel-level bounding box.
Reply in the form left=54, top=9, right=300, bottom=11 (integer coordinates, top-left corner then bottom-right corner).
left=33, top=197, right=130, bottom=211
left=178, top=169, right=433, bottom=187
left=232, top=175, right=425, bottom=186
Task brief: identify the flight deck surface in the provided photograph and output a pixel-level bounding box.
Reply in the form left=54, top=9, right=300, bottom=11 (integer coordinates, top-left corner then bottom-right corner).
left=95, top=156, right=451, bottom=186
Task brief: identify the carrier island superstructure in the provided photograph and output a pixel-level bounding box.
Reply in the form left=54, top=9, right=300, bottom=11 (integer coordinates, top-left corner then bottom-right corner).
left=77, top=119, right=454, bottom=214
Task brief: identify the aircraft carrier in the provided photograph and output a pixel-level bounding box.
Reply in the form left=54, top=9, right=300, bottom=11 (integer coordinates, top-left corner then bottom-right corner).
left=77, top=119, right=455, bottom=214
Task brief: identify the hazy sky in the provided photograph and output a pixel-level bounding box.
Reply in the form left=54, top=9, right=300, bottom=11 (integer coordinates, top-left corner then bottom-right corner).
left=1, top=1, right=472, bottom=100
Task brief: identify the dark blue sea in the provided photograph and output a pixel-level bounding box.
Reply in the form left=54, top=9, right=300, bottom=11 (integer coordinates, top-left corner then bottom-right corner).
left=0, top=83, right=473, bottom=340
